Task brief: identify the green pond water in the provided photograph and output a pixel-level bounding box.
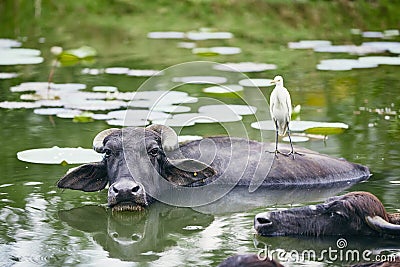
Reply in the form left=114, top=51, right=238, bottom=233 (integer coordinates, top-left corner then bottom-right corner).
left=1, top=2, right=400, bottom=266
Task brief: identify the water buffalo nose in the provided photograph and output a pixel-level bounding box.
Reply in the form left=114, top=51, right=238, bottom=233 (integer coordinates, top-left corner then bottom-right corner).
left=132, top=185, right=140, bottom=193
left=110, top=180, right=143, bottom=198
left=256, top=217, right=272, bottom=225
left=254, top=213, right=273, bottom=229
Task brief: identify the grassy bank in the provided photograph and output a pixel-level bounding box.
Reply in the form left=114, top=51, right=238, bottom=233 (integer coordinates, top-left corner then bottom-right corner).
left=1, top=0, right=399, bottom=67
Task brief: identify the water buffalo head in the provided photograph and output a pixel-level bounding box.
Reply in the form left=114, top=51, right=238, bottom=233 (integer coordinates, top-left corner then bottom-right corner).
left=57, top=125, right=216, bottom=211
left=255, top=191, right=400, bottom=236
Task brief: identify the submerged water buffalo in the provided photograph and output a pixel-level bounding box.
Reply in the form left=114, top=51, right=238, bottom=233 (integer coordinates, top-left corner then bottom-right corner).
left=255, top=191, right=400, bottom=237
left=57, top=125, right=370, bottom=211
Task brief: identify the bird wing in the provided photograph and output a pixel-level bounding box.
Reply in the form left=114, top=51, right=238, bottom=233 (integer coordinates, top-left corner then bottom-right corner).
left=284, top=87, right=292, bottom=121
left=269, top=89, right=276, bottom=120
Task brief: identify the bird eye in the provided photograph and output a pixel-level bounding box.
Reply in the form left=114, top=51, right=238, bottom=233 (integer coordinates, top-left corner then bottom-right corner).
left=148, top=147, right=159, bottom=157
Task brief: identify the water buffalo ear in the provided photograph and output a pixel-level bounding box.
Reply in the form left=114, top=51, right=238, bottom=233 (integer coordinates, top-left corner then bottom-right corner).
left=166, top=159, right=216, bottom=186
left=57, top=162, right=108, bottom=192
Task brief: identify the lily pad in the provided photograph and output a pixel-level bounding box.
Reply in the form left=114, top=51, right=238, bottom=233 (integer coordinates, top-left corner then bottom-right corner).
left=147, top=31, right=185, bottom=39
left=317, top=59, right=378, bottom=71
left=17, top=146, right=102, bottom=164
left=10, top=82, right=52, bottom=92
left=358, top=56, right=400, bottom=66
left=305, top=126, right=347, bottom=135
left=35, top=100, right=64, bottom=107
left=108, top=110, right=171, bottom=121
left=0, top=48, right=43, bottom=65
left=282, top=136, right=309, bottom=143
left=56, top=110, right=83, bottom=119
left=105, top=67, right=130, bottom=75
left=198, top=104, right=256, bottom=115
left=81, top=68, right=104, bottom=75
left=177, top=42, right=196, bottom=49
left=288, top=40, right=331, bottom=49
left=106, top=119, right=149, bottom=127
left=202, top=85, right=243, bottom=94
left=0, top=38, right=21, bottom=48
left=362, top=31, right=384, bottom=38
left=92, top=86, right=118, bottom=92
left=384, top=29, right=399, bottom=38
left=34, top=108, right=76, bottom=116
left=193, top=47, right=241, bottom=56
left=362, top=42, right=400, bottom=51
left=90, top=114, right=113, bottom=120
left=151, top=105, right=191, bottom=113
left=64, top=100, right=126, bottom=111
left=153, top=109, right=242, bottom=127
left=314, top=45, right=385, bottom=55
left=251, top=120, right=348, bottom=133
left=0, top=72, right=19, bottom=79
left=127, top=69, right=161, bottom=77
left=213, top=62, right=277, bottom=72
left=186, top=31, right=233, bottom=40
left=0, top=101, right=41, bottom=109
left=172, top=76, right=227, bottom=84
left=238, top=78, right=274, bottom=87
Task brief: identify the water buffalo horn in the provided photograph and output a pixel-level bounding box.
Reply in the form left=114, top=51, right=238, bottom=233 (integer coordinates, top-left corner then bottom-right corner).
left=146, top=124, right=179, bottom=151
left=366, top=215, right=400, bottom=236
left=92, top=128, right=120, bottom=153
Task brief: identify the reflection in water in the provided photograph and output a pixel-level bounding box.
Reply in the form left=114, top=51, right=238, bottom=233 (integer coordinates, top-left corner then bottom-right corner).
left=58, top=202, right=214, bottom=262
left=192, top=183, right=357, bottom=214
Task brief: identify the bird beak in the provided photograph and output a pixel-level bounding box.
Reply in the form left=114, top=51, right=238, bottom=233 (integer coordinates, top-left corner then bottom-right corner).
left=270, top=80, right=276, bottom=85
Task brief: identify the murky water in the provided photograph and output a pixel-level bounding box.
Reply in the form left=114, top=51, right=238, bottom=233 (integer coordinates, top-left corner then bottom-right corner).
left=1, top=3, right=400, bottom=267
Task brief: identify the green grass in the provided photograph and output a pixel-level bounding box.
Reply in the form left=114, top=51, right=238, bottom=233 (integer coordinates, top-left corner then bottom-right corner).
left=1, top=0, right=399, bottom=66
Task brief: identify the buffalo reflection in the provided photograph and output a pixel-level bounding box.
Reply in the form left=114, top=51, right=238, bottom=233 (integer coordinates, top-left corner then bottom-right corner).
left=58, top=202, right=214, bottom=262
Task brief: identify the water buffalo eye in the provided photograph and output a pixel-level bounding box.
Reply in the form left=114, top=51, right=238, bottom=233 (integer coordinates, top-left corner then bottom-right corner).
left=104, top=149, right=112, bottom=158
left=148, top=148, right=159, bottom=157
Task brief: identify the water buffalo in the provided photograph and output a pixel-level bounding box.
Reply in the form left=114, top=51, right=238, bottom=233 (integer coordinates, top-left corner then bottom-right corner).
left=57, top=125, right=370, bottom=211
left=255, top=191, right=400, bottom=237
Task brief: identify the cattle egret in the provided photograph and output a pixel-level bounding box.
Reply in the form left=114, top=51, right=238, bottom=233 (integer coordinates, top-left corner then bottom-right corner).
left=269, top=75, right=299, bottom=158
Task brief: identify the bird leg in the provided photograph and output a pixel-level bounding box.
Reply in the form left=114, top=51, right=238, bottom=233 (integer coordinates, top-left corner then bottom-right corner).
left=285, top=123, right=303, bottom=159
left=267, top=120, right=286, bottom=158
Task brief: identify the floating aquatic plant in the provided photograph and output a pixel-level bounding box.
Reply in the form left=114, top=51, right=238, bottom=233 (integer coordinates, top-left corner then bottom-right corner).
left=0, top=38, right=21, bottom=48
left=213, top=62, right=277, bottom=72
left=0, top=48, right=43, bottom=65
left=0, top=101, right=41, bottom=109
left=317, top=59, right=378, bottom=71
left=172, top=76, right=227, bottom=84
left=288, top=40, right=331, bottom=49
left=251, top=120, right=348, bottom=134
left=0, top=72, right=19, bottom=79
left=147, top=31, right=185, bottom=39
left=17, top=146, right=102, bottom=164
left=186, top=31, right=233, bottom=41
left=192, top=47, right=241, bottom=56
left=202, top=85, right=243, bottom=94
left=282, top=136, right=309, bottom=143
left=198, top=104, right=256, bottom=116
left=57, top=46, right=97, bottom=64
left=238, top=78, right=274, bottom=87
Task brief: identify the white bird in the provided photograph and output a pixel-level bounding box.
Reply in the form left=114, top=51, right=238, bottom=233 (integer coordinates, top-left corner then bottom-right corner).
left=269, top=75, right=298, bottom=158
